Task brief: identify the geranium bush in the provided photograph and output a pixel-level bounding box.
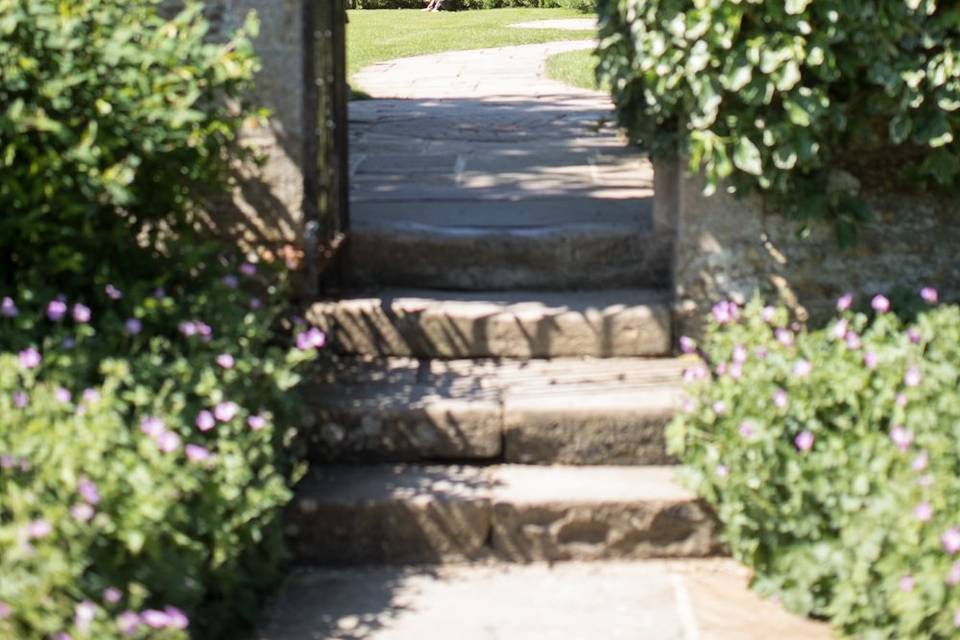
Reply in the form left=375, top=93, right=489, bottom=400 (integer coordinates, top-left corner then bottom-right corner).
left=668, top=292, right=960, bottom=638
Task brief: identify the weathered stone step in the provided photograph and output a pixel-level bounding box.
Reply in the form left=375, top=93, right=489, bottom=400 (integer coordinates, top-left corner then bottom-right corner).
left=258, top=560, right=831, bottom=640
left=286, top=464, right=719, bottom=565
left=306, top=289, right=672, bottom=359
left=305, top=357, right=686, bottom=465
left=345, top=222, right=671, bottom=291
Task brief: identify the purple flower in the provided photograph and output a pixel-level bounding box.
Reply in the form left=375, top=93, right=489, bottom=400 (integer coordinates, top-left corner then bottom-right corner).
left=730, top=346, right=747, bottom=364
left=52, top=633, right=71, bottom=640
left=845, top=331, right=862, bottom=350
left=896, top=393, right=909, bottom=408
left=140, top=417, right=165, bottom=437
left=179, top=321, right=197, bottom=337
left=13, top=391, right=28, bottom=408
left=0, top=456, right=13, bottom=470
left=216, top=353, right=235, bottom=369
left=104, top=587, right=123, bottom=604
left=762, top=306, right=776, bottom=323
left=831, top=319, right=849, bottom=340
left=250, top=297, right=262, bottom=310
left=47, top=299, right=68, bottom=321
left=156, top=431, right=181, bottom=454
left=71, top=503, right=95, bottom=522
left=754, top=346, right=768, bottom=359
left=0, top=601, right=10, bottom=619
left=247, top=414, right=267, bottom=431
left=296, top=327, right=326, bottom=351
left=19, top=347, right=41, bottom=369
left=105, top=284, right=123, bottom=300
left=905, top=367, right=922, bottom=387
left=185, top=444, right=211, bottom=462
left=912, top=452, right=929, bottom=471
left=920, top=287, right=939, bottom=304
left=773, top=388, right=788, bottom=409
left=947, top=562, right=960, bottom=586
left=27, top=519, right=52, bottom=539
left=78, top=478, right=100, bottom=504
left=837, top=293, right=854, bottom=311
left=125, top=318, right=142, bottom=335
left=240, top=262, right=257, bottom=277
left=679, top=336, right=697, bottom=354
left=682, top=365, right=708, bottom=383
left=775, top=328, right=794, bottom=347
left=75, top=601, right=96, bottom=631
left=82, top=389, right=100, bottom=405
left=55, top=387, right=72, bottom=404
left=117, top=611, right=141, bottom=636
left=711, top=301, right=740, bottom=325
left=795, top=431, right=814, bottom=452
left=943, top=528, right=960, bottom=554
left=729, top=362, right=743, bottom=379
left=739, top=421, right=756, bottom=438
left=72, top=303, right=91, bottom=323
left=864, top=352, right=878, bottom=369
left=214, top=402, right=239, bottom=422
left=222, top=275, right=239, bottom=289
left=164, top=606, right=189, bottom=630
left=196, top=322, right=213, bottom=340
left=1, top=297, right=17, bottom=317
left=955, top=611, right=960, bottom=629
left=142, top=609, right=170, bottom=629
left=716, top=465, right=729, bottom=478
left=899, top=575, right=915, bottom=592
left=890, top=425, right=913, bottom=451
left=712, top=401, right=727, bottom=416
left=915, top=502, right=933, bottom=522
left=872, top=295, right=891, bottom=313
left=793, top=360, right=812, bottom=377
left=196, top=410, right=216, bottom=432
left=907, top=328, right=921, bottom=344
left=153, top=287, right=166, bottom=300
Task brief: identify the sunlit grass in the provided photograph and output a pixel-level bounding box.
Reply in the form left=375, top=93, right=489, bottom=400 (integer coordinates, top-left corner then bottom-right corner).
left=544, top=48, right=608, bottom=92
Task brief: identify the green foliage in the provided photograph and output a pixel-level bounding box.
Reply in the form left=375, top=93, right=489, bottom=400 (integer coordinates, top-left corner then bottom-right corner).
left=349, top=0, right=595, bottom=12
left=0, top=265, right=321, bottom=640
left=669, top=294, right=960, bottom=638
left=0, top=0, right=260, bottom=287
left=596, top=0, right=960, bottom=243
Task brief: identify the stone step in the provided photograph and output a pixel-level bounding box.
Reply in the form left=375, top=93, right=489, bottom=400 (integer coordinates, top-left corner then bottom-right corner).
left=345, top=221, right=671, bottom=291
left=257, top=560, right=831, bottom=640
left=304, top=357, right=686, bottom=465
left=306, top=289, right=672, bottom=359
left=286, top=464, right=720, bottom=565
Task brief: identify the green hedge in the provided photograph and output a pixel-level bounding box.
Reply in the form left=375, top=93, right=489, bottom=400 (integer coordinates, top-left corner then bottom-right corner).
left=669, top=292, right=960, bottom=638
left=349, top=0, right=595, bottom=11
left=596, top=0, right=960, bottom=243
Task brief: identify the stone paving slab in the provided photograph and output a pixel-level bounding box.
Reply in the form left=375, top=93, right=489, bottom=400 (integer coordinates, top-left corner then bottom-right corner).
left=257, top=560, right=831, bottom=640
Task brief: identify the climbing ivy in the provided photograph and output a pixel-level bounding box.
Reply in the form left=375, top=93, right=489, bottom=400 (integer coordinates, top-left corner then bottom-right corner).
left=596, top=0, right=960, bottom=244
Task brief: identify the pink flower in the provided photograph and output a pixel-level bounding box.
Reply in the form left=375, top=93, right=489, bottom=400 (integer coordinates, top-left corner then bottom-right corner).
left=196, top=322, right=213, bottom=340
left=947, top=562, right=960, bottom=586
left=907, top=328, right=921, bottom=344
left=72, top=303, right=91, bottom=323
left=179, top=321, right=197, bottom=337
left=732, top=345, right=748, bottom=363
left=104, top=587, right=123, bottom=604
left=899, top=575, right=915, bottom=592
left=214, top=402, right=239, bottom=422
left=920, top=287, right=939, bottom=304
left=762, top=306, right=776, bottom=323
left=27, top=519, right=52, bottom=539
left=896, top=393, right=908, bottom=407
left=712, top=401, right=727, bottom=416
left=185, top=444, right=211, bottom=462
left=296, top=327, right=326, bottom=351
left=164, top=606, right=189, bottom=630
left=140, top=417, right=165, bottom=437
left=711, top=301, right=740, bottom=325
left=890, top=425, right=913, bottom=451
left=795, top=431, right=814, bottom=452
left=216, top=353, right=235, bottom=369
left=773, top=388, right=788, bottom=409
left=739, top=421, right=756, bottom=438
left=837, top=293, right=854, bottom=311
left=125, top=318, right=142, bottom=335
left=142, top=609, right=170, bottom=629
left=905, top=367, right=922, bottom=387
left=75, top=601, right=96, bottom=631
left=943, top=528, right=960, bottom=554
left=117, top=611, right=141, bottom=636
left=679, top=336, right=697, bottom=354
left=240, top=262, right=257, bottom=277
left=105, top=284, right=123, bottom=300
left=915, top=502, right=933, bottom=522
left=912, top=452, right=929, bottom=471
left=71, top=504, right=95, bottom=522
left=864, top=352, right=878, bottom=369
left=729, top=362, right=743, bottom=379
left=78, top=478, right=100, bottom=504
left=754, top=346, right=768, bottom=359
left=13, top=390, right=28, bottom=408
left=775, top=328, right=794, bottom=347
left=793, top=360, right=812, bottom=377
left=0, top=601, right=10, bottom=619
left=716, top=465, right=729, bottom=478
left=955, top=611, right=960, bottom=629
left=157, top=431, right=181, bottom=453
left=872, top=295, right=891, bottom=313
left=47, top=299, right=68, bottom=321
left=247, top=414, right=267, bottom=431
left=18, top=347, right=41, bottom=370
left=82, top=389, right=100, bottom=404
left=196, top=410, right=216, bottom=432
left=831, top=319, right=849, bottom=340
left=53, top=633, right=71, bottom=640
left=845, top=332, right=862, bottom=350
left=55, top=387, right=72, bottom=404
left=1, top=297, right=17, bottom=317
left=716, top=362, right=727, bottom=376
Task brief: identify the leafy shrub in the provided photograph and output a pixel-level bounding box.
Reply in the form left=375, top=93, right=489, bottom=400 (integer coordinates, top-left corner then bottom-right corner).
left=0, top=265, right=323, bottom=640
left=349, top=0, right=596, bottom=12
left=596, top=0, right=960, bottom=243
left=0, top=0, right=260, bottom=286
left=668, top=292, right=960, bottom=638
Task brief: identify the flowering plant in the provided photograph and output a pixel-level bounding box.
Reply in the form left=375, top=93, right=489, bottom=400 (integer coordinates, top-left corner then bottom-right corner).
left=669, top=291, right=960, bottom=638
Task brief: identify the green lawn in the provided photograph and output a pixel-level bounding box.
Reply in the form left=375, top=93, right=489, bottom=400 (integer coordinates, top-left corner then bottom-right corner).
left=347, top=8, right=594, bottom=77
left=544, top=48, right=608, bottom=92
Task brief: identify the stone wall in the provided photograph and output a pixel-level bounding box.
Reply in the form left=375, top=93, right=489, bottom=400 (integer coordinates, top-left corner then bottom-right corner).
left=668, top=163, right=960, bottom=339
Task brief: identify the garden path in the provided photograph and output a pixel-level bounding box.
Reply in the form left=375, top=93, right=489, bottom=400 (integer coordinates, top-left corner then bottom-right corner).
left=259, top=37, right=830, bottom=639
